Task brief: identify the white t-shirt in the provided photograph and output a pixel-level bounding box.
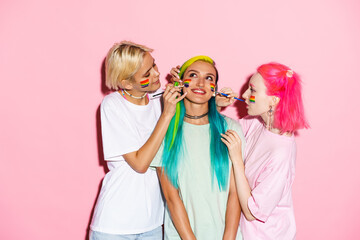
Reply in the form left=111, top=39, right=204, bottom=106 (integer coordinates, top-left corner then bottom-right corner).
left=90, top=91, right=164, bottom=234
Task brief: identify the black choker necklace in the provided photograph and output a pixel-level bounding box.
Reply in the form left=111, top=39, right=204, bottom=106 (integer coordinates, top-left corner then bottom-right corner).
left=184, top=112, right=208, bottom=119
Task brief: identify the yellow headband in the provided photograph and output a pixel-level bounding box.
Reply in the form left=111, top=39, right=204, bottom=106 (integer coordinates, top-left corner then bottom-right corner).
left=178, top=55, right=214, bottom=79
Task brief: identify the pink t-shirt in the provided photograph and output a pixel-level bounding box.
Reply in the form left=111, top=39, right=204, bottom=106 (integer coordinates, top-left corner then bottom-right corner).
left=239, top=116, right=296, bottom=240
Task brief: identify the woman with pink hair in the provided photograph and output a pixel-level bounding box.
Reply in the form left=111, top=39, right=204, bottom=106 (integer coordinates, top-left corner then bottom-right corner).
left=220, top=62, right=309, bottom=239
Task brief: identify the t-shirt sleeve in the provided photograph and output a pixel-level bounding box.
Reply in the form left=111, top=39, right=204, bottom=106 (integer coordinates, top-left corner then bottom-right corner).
left=238, top=116, right=259, bottom=137
left=100, top=96, right=140, bottom=161
left=150, top=141, right=164, bottom=169
left=247, top=148, right=292, bottom=222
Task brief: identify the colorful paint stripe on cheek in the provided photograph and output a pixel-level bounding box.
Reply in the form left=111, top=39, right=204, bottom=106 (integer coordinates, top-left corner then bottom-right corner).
left=210, top=83, right=216, bottom=92
left=140, top=79, right=149, bottom=88
left=183, top=79, right=191, bottom=87
left=249, top=96, right=255, bottom=103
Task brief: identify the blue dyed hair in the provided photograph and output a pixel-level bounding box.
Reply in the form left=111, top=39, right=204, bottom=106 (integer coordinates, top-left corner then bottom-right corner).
left=161, top=56, right=229, bottom=191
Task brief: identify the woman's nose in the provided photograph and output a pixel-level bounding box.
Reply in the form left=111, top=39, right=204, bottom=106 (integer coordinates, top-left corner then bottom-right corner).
left=154, top=69, right=160, bottom=77
left=197, top=77, right=205, bottom=87
left=242, top=90, right=249, bottom=99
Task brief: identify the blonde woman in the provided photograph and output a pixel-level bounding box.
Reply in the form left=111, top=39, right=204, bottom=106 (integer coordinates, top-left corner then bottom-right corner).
left=90, top=41, right=186, bottom=240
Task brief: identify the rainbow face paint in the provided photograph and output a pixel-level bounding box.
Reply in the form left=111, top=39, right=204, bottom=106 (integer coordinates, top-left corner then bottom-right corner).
left=210, top=83, right=215, bottom=92
left=249, top=96, right=255, bottom=103
left=183, top=79, right=191, bottom=87
left=140, top=79, right=149, bottom=88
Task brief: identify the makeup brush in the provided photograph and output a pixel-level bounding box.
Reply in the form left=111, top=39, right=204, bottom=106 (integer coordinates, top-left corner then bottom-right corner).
left=152, top=81, right=183, bottom=98
left=215, top=91, right=244, bottom=102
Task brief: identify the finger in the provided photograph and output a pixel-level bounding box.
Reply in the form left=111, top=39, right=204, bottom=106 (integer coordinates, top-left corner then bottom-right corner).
left=174, top=92, right=187, bottom=102
left=171, top=73, right=180, bottom=80
left=167, top=90, right=182, bottom=102
left=227, top=130, right=242, bottom=142
left=229, top=92, right=239, bottom=99
left=167, top=85, right=181, bottom=95
left=227, top=130, right=238, bottom=137
left=164, top=84, right=172, bottom=93
left=223, top=131, right=236, bottom=143
left=173, top=81, right=183, bottom=89
left=173, top=67, right=180, bottom=74
left=228, top=129, right=241, bottom=143
left=219, top=87, right=230, bottom=92
left=170, top=68, right=180, bottom=79
left=220, top=133, right=232, bottom=144
left=220, top=87, right=233, bottom=95
left=170, top=67, right=179, bottom=74
left=163, top=84, right=174, bottom=98
left=170, top=76, right=181, bottom=85
left=232, top=130, right=242, bottom=142
left=215, top=92, right=227, bottom=99
left=165, top=87, right=183, bottom=101
left=220, top=88, right=238, bottom=100
left=221, top=138, right=231, bottom=148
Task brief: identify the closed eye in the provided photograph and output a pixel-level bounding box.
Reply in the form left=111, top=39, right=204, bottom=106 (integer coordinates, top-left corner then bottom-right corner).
left=144, top=62, right=157, bottom=78
left=144, top=64, right=157, bottom=77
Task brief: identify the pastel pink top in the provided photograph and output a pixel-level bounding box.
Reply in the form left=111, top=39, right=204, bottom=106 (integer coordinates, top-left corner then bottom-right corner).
left=239, top=116, right=296, bottom=240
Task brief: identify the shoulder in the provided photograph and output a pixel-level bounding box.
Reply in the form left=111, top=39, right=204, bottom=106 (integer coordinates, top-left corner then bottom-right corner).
left=101, top=92, right=124, bottom=112
left=268, top=137, right=296, bottom=165
left=101, top=92, right=121, bottom=105
left=238, top=116, right=263, bottom=135
left=224, top=116, right=244, bottom=137
left=100, top=92, right=128, bottom=121
left=223, top=115, right=239, bottom=127
left=239, top=115, right=262, bottom=127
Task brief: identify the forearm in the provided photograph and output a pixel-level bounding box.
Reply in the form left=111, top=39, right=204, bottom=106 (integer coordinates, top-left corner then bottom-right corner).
left=223, top=169, right=241, bottom=240
left=157, top=168, right=196, bottom=240
left=124, top=113, right=173, bottom=172
left=232, top=161, right=256, bottom=221
left=166, top=195, right=196, bottom=240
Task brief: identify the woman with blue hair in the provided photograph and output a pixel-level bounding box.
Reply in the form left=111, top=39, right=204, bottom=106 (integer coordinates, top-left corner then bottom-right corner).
left=151, top=56, right=244, bottom=239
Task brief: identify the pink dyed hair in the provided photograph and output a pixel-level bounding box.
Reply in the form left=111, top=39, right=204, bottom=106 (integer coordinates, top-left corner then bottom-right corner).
left=257, top=62, right=309, bottom=133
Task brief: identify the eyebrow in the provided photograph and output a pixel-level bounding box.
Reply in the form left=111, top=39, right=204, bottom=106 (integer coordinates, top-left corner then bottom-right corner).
left=250, top=83, right=255, bottom=88
left=187, top=69, right=216, bottom=77
left=143, top=60, right=155, bottom=77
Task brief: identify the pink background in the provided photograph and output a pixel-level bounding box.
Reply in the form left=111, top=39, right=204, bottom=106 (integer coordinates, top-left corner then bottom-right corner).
left=1, top=0, right=359, bottom=239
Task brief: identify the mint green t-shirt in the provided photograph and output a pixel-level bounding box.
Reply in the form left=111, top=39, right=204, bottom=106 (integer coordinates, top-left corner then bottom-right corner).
left=151, top=116, right=244, bottom=240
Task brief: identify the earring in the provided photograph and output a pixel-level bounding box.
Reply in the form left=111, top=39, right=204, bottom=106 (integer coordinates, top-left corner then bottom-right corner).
left=266, top=106, right=273, bottom=130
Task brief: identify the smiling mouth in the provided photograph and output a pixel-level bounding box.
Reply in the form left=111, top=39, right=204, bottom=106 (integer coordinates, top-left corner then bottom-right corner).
left=191, top=89, right=206, bottom=95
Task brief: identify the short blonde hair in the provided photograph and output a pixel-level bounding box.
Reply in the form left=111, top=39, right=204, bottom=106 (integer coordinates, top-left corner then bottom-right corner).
left=105, top=41, right=153, bottom=90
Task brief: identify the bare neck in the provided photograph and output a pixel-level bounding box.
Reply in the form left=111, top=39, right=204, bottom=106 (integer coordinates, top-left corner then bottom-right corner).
left=183, top=99, right=209, bottom=125
left=260, top=113, right=292, bottom=137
